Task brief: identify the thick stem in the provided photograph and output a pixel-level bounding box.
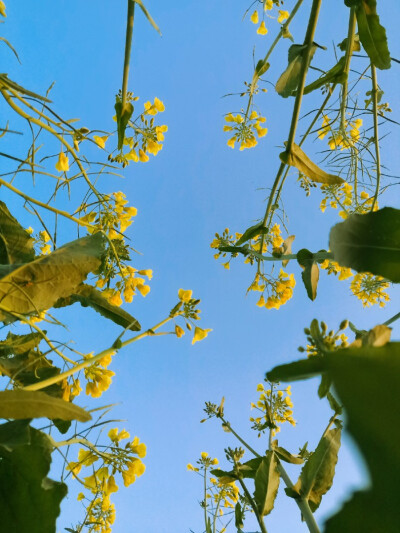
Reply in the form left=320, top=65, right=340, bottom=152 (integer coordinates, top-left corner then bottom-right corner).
left=122, top=0, right=135, bottom=109
left=370, top=64, right=381, bottom=211
left=340, top=8, right=357, bottom=132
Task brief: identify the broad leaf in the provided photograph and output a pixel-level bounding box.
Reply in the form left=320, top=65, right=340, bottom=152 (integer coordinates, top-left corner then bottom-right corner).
left=211, top=457, right=262, bottom=483
left=234, top=501, right=245, bottom=530
left=275, top=44, right=319, bottom=98
left=303, top=57, right=346, bottom=95
left=0, top=419, right=31, bottom=451
left=324, top=343, right=400, bottom=531
left=280, top=143, right=344, bottom=185
left=0, top=427, right=67, bottom=533
left=0, top=232, right=105, bottom=322
left=266, top=356, right=324, bottom=382
left=236, top=222, right=267, bottom=246
left=0, top=201, right=35, bottom=264
left=355, top=0, right=391, bottom=70
left=272, top=444, right=304, bottom=464
left=0, top=331, right=42, bottom=357
left=292, top=427, right=341, bottom=512
left=329, top=207, right=400, bottom=282
left=0, top=390, right=91, bottom=422
left=297, top=248, right=319, bottom=301
left=253, top=451, right=280, bottom=516
left=54, top=284, right=141, bottom=331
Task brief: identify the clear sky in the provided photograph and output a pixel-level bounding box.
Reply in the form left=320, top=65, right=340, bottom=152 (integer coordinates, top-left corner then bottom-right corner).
left=2, top=1, right=400, bottom=532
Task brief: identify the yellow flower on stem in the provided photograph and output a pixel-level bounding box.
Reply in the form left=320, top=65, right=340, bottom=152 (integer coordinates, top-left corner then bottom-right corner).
left=257, top=21, right=268, bottom=35
left=278, top=10, right=290, bottom=23
left=264, top=0, right=273, bottom=10
left=227, top=136, right=236, bottom=149
left=175, top=324, right=185, bottom=338
left=192, top=327, right=212, bottom=345
left=138, top=149, right=149, bottom=162
left=178, top=288, right=192, bottom=302
left=129, top=436, right=147, bottom=458
left=55, top=152, right=69, bottom=172
left=93, top=135, right=108, bottom=149
left=0, top=2, right=6, bottom=17
left=250, top=10, right=259, bottom=24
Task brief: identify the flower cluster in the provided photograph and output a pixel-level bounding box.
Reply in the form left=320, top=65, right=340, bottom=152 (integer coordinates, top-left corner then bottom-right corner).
left=249, top=1, right=289, bottom=35
left=173, top=289, right=212, bottom=345
left=350, top=273, right=390, bottom=307
left=79, top=191, right=153, bottom=306
left=224, top=110, right=267, bottom=150
left=187, top=452, right=241, bottom=531
left=319, top=182, right=378, bottom=219
left=298, top=319, right=349, bottom=358
left=211, top=225, right=296, bottom=310
left=109, top=92, right=167, bottom=167
left=68, top=428, right=146, bottom=533
left=84, top=351, right=116, bottom=398
left=318, top=115, right=363, bottom=150
left=250, top=380, right=295, bottom=437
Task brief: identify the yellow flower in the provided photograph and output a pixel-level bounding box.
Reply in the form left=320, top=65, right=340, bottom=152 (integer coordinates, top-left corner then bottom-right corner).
left=139, top=149, right=149, bottom=162
left=93, top=135, right=108, bottom=149
left=192, top=327, right=212, bottom=345
left=175, top=324, right=185, bottom=338
left=211, top=458, right=219, bottom=465
left=138, top=269, right=152, bottom=279
left=108, top=428, right=130, bottom=443
left=77, top=493, right=85, bottom=501
left=0, top=2, right=6, bottom=17
left=106, top=475, right=119, bottom=495
left=278, top=10, right=290, bottom=23
left=264, top=0, right=273, bottom=10
left=154, top=97, right=165, bottom=112
left=126, top=149, right=139, bottom=162
left=78, top=448, right=98, bottom=466
left=178, top=288, right=193, bottom=302
left=256, top=295, right=265, bottom=307
left=122, top=458, right=146, bottom=487
left=227, top=136, right=236, bottom=149
left=187, top=463, right=199, bottom=471
left=130, top=436, right=147, bottom=458
left=137, top=283, right=150, bottom=297
left=201, top=452, right=209, bottom=459
left=250, top=10, right=259, bottom=24
left=55, top=152, right=69, bottom=172
left=257, top=21, right=268, bottom=35
left=108, top=291, right=123, bottom=307
left=41, top=244, right=52, bottom=255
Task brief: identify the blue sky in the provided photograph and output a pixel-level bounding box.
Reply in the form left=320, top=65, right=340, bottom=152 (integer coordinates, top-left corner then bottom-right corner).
left=2, top=1, right=400, bottom=532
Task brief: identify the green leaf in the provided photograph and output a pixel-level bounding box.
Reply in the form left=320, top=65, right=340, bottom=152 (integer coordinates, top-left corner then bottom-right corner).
left=255, top=59, right=270, bottom=77
left=280, top=143, right=344, bottom=185
left=266, top=356, right=325, bottom=382
left=317, top=373, right=332, bottom=398
left=293, top=427, right=341, bottom=512
left=211, top=458, right=262, bottom=482
left=0, top=331, right=42, bottom=357
left=0, top=37, right=21, bottom=63
left=0, top=419, right=31, bottom=451
left=0, top=427, right=67, bottom=533
left=355, top=0, right=391, bottom=70
left=297, top=248, right=319, bottom=301
left=0, top=232, right=105, bottom=322
left=323, top=343, right=400, bottom=531
left=275, top=44, right=319, bottom=98
left=329, top=207, right=400, bottom=282
left=326, top=392, right=343, bottom=415
left=234, top=501, right=245, bottom=530
left=134, top=0, right=161, bottom=35
left=0, top=201, right=35, bottom=264
left=236, top=222, right=268, bottom=246
left=115, top=100, right=134, bottom=151
left=54, top=284, right=141, bottom=331
left=303, top=57, right=347, bottom=95
left=272, top=444, right=304, bottom=464
left=0, top=390, right=91, bottom=422
left=338, top=34, right=361, bottom=52
left=253, top=451, right=280, bottom=516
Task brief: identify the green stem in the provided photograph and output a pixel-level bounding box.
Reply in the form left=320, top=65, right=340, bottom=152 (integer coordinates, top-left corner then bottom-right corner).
left=340, top=7, right=357, bottom=132
left=384, top=311, right=400, bottom=327
left=122, top=0, right=135, bottom=110
left=237, top=476, right=268, bottom=533
left=259, top=0, right=322, bottom=254
left=203, top=465, right=208, bottom=530
left=370, top=64, right=381, bottom=211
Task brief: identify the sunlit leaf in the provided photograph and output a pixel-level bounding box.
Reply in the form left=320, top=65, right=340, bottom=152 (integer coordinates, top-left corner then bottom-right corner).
left=54, top=284, right=141, bottom=331
left=297, top=248, right=319, bottom=300
left=280, top=143, right=344, bottom=185
left=0, top=390, right=91, bottom=422
left=253, top=451, right=280, bottom=516
left=0, top=232, right=105, bottom=322
left=236, top=222, right=268, bottom=246
left=355, top=0, right=391, bottom=70
left=292, top=427, right=341, bottom=511
left=0, top=201, right=35, bottom=265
